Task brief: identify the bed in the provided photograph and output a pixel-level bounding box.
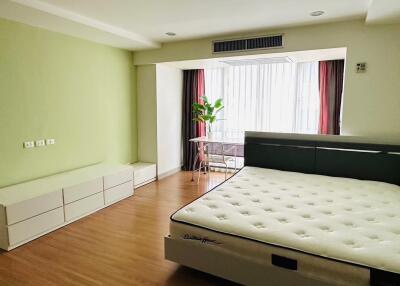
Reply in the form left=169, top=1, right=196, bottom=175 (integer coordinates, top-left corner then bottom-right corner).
left=165, top=132, right=400, bottom=286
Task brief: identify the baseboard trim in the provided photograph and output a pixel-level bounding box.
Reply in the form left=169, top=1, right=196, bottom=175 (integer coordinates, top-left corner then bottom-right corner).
left=158, top=167, right=182, bottom=180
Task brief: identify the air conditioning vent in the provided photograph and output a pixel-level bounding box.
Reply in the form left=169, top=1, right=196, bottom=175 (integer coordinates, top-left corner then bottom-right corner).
left=220, top=56, right=293, bottom=66
left=213, top=34, right=283, bottom=53
left=214, top=39, right=246, bottom=53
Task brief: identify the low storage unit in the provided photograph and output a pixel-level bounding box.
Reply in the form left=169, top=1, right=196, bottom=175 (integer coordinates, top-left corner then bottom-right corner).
left=64, top=192, right=104, bottom=222
left=104, top=181, right=134, bottom=205
left=104, top=165, right=134, bottom=205
left=0, top=163, right=134, bottom=250
left=63, top=176, right=104, bottom=222
left=131, top=162, right=157, bottom=187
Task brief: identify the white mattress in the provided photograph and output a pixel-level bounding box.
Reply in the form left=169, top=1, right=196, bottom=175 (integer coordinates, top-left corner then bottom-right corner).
left=172, top=166, right=400, bottom=274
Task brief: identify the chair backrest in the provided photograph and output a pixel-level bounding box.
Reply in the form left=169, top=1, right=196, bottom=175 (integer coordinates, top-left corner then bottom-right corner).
left=207, top=143, right=244, bottom=157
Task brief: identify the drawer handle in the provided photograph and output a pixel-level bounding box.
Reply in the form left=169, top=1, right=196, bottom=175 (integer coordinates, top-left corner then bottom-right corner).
left=271, top=254, right=297, bottom=271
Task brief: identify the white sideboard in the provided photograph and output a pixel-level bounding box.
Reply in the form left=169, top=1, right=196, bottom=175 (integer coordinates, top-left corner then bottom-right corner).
left=0, top=163, right=133, bottom=250
left=131, top=162, right=157, bottom=187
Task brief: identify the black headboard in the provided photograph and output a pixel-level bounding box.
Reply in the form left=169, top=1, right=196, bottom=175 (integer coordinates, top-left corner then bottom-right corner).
left=244, top=132, right=400, bottom=186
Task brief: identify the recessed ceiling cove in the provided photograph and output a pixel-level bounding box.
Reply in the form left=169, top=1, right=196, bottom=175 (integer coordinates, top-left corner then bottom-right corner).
left=0, top=0, right=398, bottom=50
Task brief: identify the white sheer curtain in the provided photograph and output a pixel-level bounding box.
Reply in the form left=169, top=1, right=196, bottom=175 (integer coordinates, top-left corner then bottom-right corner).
left=204, top=62, right=319, bottom=137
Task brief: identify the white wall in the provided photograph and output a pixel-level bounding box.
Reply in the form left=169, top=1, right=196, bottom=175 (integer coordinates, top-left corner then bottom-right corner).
left=156, top=64, right=183, bottom=177
left=134, top=20, right=400, bottom=139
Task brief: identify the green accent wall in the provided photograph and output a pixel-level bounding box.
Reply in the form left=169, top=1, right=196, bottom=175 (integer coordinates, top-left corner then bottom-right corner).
left=0, top=18, right=137, bottom=187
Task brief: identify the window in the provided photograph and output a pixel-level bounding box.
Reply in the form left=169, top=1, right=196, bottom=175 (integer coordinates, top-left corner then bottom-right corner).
left=204, top=61, right=320, bottom=137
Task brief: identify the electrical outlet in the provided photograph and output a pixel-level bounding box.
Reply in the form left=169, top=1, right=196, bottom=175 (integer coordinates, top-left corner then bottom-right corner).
left=23, top=141, right=35, bottom=149
left=46, top=139, right=55, bottom=145
left=35, top=139, right=46, bottom=147
left=356, top=62, right=366, bottom=73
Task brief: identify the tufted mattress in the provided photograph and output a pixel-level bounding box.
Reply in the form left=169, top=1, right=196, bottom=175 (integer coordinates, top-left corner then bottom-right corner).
left=171, top=166, right=400, bottom=280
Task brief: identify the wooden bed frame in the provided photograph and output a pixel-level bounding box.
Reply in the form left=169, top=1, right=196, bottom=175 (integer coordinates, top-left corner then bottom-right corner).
left=165, top=132, right=400, bottom=286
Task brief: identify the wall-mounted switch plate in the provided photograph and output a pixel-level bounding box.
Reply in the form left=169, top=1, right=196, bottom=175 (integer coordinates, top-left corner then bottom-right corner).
left=356, top=62, right=367, bottom=73
left=35, top=139, right=46, bottom=147
left=23, top=141, right=35, bottom=149
left=46, top=139, right=55, bottom=145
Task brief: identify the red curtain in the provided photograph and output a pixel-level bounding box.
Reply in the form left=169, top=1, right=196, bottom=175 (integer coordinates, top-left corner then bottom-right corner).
left=195, top=70, right=206, bottom=138
left=319, top=60, right=345, bottom=135
left=182, top=69, right=206, bottom=171
left=319, top=62, right=329, bottom=134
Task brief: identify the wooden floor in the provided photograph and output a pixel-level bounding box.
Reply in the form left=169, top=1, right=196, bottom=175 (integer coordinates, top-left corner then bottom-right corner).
left=0, top=171, right=238, bottom=286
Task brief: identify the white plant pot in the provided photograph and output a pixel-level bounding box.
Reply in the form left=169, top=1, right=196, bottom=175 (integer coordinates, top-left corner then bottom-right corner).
left=207, top=132, right=216, bottom=140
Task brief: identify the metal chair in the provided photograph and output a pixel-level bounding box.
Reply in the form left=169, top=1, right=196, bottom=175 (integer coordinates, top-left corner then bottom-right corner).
left=196, top=142, right=237, bottom=183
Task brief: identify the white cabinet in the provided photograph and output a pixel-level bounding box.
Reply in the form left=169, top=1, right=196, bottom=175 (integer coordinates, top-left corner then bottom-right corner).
left=6, top=190, right=63, bottom=225
left=63, top=178, right=103, bottom=204
left=0, top=163, right=134, bottom=250
left=103, top=164, right=135, bottom=205
left=104, top=168, right=133, bottom=190
left=8, top=207, right=64, bottom=246
left=132, top=162, right=157, bottom=187
left=104, top=181, right=134, bottom=205
left=65, top=192, right=104, bottom=222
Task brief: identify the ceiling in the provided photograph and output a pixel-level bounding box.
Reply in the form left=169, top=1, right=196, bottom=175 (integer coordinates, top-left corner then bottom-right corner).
left=0, top=0, right=399, bottom=50
left=366, top=0, right=400, bottom=24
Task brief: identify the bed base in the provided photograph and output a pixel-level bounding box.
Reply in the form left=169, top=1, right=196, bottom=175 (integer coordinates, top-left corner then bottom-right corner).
left=165, top=236, right=400, bottom=286
left=165, top=236, right=364, bottom=286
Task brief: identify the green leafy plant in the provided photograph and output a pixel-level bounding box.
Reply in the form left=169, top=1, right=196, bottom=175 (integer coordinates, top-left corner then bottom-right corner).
left=192, top=96, right=224, bottom=133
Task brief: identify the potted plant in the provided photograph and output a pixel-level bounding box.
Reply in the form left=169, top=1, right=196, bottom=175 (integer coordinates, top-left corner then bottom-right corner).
left=192, top=96, right=224, bottom=139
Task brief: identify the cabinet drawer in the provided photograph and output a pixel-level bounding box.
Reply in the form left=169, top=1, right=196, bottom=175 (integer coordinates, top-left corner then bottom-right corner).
left=104, top=181, right=133, bottom=205
left=104, top=168, right=133, bottom=190
left=8, top=207, right=64, bottom=246
left=64, top=192, right=104, bottom=222
left=6, top=190, right=63, bottom=225
left=0, top=225, right=8, bottom=250
left=0, top=206, right=6, bottom=226
left=63, top=178, right=103, bottom=204
left=134, top=165, right=156, bottom=186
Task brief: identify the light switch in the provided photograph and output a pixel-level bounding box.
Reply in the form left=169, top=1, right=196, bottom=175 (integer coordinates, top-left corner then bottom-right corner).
left=46, top=139, right=55, bottom=145
left=23, top=141, right=35, bottom=149
left=356, top=63, right=366, bottom=73
left=35, top=139, right=45, bottom=147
